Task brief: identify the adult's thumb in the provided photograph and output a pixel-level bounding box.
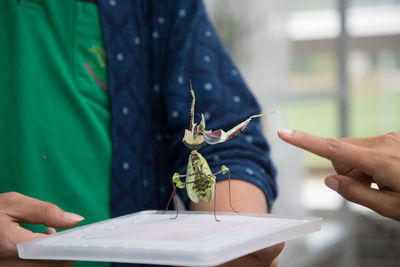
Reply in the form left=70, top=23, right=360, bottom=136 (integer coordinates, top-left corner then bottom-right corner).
left=324, top=175, right=394, bottom=218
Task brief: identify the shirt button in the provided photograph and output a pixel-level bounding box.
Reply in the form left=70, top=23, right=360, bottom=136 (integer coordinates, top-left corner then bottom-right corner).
left=109, top=0, right=116, bottom=7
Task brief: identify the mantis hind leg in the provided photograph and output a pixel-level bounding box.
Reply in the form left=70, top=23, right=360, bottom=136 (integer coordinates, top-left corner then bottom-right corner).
left=226, top=168, right=240, bottom=214
left=201, top=166, right=240, bottom=215
left=213, top=180, right=220, bottom=222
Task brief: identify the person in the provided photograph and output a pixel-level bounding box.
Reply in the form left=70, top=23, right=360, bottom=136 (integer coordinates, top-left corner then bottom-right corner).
left=0, top=0, right=283, bottom=266
left=278, top=128, right=400, bottom=221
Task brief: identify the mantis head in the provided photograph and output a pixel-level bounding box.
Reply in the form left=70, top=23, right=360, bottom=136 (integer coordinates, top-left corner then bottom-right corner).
left=182, top=84, right=208, bottom=150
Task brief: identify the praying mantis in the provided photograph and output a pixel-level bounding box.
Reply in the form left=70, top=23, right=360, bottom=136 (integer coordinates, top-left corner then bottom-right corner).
left=164, top=81, right=262, bottom=221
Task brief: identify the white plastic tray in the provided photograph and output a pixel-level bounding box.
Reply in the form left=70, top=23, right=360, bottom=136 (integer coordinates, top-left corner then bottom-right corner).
left=18, top=210, right=321, bottom=266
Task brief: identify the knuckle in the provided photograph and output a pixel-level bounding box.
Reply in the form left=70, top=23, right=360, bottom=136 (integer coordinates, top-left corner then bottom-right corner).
left=380, top=196, right=400, bottom=219
left=0, top=192, right=22, bottom=213
left=253, top=243, right=284, bottom=263
left=0, top=238, right=17, bottom=258
left=338, top=186, right=352, bottom=201
left=40, top=201, right=59, bottom=218
left=336, top=181, right=357, bottom=202
left=376, top=134, right=400, bottom=169
left=326, top=138, right=340, bottom=159
left=383, top=132, right=400, bottom=144
left=386, top=152, right=400, bottom=163
left=377, top=150, right=400, bottom=169
left=0, top=192, right=21, bottom=201
left=386, top=131, right=400, bottom=137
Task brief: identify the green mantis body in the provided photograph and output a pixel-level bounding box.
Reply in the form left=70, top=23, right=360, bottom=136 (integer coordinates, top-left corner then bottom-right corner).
left=164, top=82, right=262, bottom=221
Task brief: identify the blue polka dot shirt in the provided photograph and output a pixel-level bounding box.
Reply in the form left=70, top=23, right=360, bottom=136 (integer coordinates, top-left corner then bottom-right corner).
left=97, top=2, right=278, bottom=265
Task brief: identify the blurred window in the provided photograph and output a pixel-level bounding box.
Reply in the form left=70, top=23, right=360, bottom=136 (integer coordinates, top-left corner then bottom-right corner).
left=205, top=0, right=400, bottom=211
left=287, top=0, right=400, bottom=177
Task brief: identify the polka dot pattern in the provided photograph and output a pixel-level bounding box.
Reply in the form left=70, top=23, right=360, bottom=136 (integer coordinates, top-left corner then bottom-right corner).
left=152, top=31, right=159, bottom=39
left=122, top=161, right=129, bottom=170
left=179, top=9, right=186, bottom=17
left=233, top=96, right=241, bottom=103
left=203, top=82, right=213, bottom=90
left=116, top=53, right=123, bottom=62
left=171, top=110, right=179, bottom=118
left=98, top=0, right=277, bottom=219
left=134, top=37, right=140, bottom=45
left=246, top=135, right=253, bottom=143
left=122, top=107, right=129, bottom=115
left=109, top=0, right=116, bottom=7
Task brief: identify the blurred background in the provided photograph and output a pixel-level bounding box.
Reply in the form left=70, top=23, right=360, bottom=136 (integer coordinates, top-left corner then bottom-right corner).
left=204, top=0, right=400, bottom=266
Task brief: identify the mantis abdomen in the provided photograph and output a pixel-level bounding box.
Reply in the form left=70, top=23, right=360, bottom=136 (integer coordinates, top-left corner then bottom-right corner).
left=186, top=151, right=216, bottom=204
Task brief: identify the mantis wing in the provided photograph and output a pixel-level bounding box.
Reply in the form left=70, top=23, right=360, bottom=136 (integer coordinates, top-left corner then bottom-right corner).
left=186, top=155, right=199, bottom=203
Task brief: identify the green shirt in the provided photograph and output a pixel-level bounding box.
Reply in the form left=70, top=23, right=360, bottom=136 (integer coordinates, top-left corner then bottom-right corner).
left=0, top=1, right=111, bottom=266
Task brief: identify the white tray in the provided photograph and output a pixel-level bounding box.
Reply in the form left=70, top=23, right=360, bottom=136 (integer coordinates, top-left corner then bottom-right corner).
left=18, top=210, right=321, bottom=266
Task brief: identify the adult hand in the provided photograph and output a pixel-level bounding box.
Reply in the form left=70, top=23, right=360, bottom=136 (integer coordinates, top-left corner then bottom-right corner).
left=278, top=129, right=400, bottom=221
left=190, top=180, right=284, bottom=267
left=0, top=192, right=84, bottom=266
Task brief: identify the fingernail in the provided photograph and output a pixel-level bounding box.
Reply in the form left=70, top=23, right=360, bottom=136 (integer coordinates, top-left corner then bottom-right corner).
left=64, top=212, right=85, bottom=222
left=278, top=128, right=293, bottom=136
left=325, top=177, right=339, bottom=192
left=45, top=227, right=57, bottom=235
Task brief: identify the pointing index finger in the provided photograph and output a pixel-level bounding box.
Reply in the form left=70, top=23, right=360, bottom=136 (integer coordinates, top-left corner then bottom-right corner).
left=278, top=129, right=377, bottom=175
